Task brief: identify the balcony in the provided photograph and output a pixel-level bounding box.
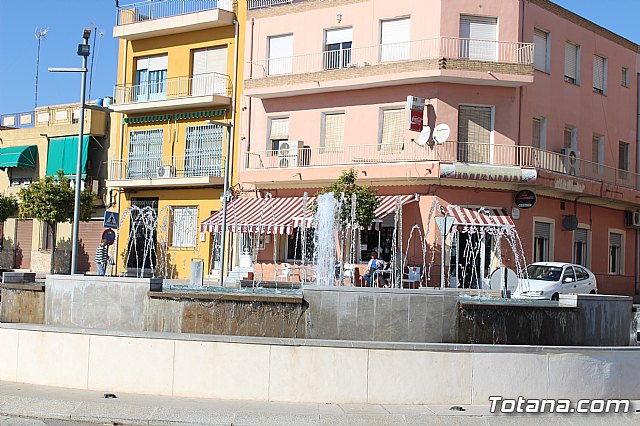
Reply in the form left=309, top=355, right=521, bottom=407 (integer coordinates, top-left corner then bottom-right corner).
left=0, top=105, right=108, bottom=137
left=114, top=0, right=235, bottom=40
left=112, top=72, right=232, bottom=114
left=242, top=142, right=640, bottom=192
left=107, top=155, right=225, bottom=189
left=245, top=37, right=534, bottom=98
left=248, top=0, right=295, bottom=9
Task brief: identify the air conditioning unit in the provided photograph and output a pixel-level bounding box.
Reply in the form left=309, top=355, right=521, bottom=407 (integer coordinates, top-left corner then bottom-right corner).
left=560, top=148, right=580, bottom=176
left=156, top=165, right=175, bottom=178
left=626, top=210, right=640, bottom=228
left=278, top=140, right=303, bottom=168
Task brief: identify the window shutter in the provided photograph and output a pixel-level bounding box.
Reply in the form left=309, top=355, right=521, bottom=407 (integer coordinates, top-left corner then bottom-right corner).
left=326, top=28, right=353, bottom=45
left=593, top=55, right=605, bottom=91
left=148, top=55, right=168, bottom=72
left=269, top=118, right=289, bottom=140
left=564, top=42, right=578, bottom=81
left=268, top=34, right=293, bottom=75
left=380, top=109, right=404, bottom=151
left=460, top=15, right=497, bottom=61
left=193, top=49, right=207, bottom=75
left=458, top=106, right=492, bottom=144
left=535, top=222, right=551, bottom=240
left=532, top=117, right=541, bottom=148
left=533, top=28, right=548, bottom=71
left=136, top=57, right=150, bottom=71
left=574, top=228, right=588, bottom=244
left=206, top=46, right=228, bottom=76
left=323, top=113, right=345, bottom=151
left=592, top=135, right=600, bottom=162
left=610, top=232, right=622, bottom=248
left=380, top=18, right=410, bottom=61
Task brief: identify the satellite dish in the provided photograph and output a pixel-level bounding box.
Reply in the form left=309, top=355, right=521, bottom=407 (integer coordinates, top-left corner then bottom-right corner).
left=432, top=123, right=450, bottom=145
left=417, top=126, right=431, bottom=146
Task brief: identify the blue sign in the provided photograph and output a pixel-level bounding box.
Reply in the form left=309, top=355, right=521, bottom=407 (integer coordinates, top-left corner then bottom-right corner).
left=104, top=211, right=119, bottom=229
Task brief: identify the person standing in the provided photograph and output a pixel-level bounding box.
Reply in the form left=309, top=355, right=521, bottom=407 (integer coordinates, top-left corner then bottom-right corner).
left=96, top=238, right=109, bottom=276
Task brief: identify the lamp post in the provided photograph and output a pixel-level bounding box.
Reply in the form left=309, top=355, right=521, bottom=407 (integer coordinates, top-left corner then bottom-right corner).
left=48, top=28, right=91, bottom=275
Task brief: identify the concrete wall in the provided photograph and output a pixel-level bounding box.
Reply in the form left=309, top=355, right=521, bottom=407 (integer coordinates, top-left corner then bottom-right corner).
left=0, top=323, right=638, bottom=404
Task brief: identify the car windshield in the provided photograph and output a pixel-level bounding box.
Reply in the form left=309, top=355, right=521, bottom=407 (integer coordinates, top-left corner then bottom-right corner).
left=526, top=265, right=563, bottom=281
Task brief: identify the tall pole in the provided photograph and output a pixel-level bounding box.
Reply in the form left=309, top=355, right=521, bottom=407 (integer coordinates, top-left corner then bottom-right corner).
left=70, top=31, right=91, bottom=275
left=34, top=28, right=48, bottom=109
left=219, top=125, right=233, bottom=286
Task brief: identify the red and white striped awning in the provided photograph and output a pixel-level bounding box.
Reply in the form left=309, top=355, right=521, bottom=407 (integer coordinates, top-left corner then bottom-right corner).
left=201, top=194, right=419, bottom=234
left=450, top=207, right=514, bottom=228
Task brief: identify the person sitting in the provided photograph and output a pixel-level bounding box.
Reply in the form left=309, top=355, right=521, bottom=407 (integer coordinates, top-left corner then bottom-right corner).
left=363, top=251, right=385, bottom=286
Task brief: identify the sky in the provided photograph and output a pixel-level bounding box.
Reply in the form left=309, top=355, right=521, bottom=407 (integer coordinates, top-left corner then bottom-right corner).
left=0, top=0, right=639, bottom=114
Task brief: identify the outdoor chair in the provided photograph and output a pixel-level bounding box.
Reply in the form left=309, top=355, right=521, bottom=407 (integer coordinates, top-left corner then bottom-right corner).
left=402, top=266, right=421, bottom=288
left=276, top=263, right=291, bottom=282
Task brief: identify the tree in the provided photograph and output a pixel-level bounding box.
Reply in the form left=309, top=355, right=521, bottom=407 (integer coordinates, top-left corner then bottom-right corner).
left=318, top=169, right=380, bottom=228
left=18, top=171, right=95, bottom=274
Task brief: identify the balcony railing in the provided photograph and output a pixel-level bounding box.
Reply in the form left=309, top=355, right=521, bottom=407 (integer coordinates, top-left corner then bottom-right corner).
left=248, top=0, right=295, bottom=9
left=110, top=155, right=224, bottom=180
left=114, top=72, right=232, bottom=105
left=117, top=0, right=234, bottom=25
left=244, top=142, right=640, bottom=190
left=248, top=37, right=534, bottom=78
left=0, top=105, right=86, bottom=129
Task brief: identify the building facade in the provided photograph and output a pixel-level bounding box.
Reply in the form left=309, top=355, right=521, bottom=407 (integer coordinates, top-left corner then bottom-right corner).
left=0, top=103, right=110, bottom=274
left=108, top=0, right=245, bottom=279
left=214, top=0, right=640, bottom=296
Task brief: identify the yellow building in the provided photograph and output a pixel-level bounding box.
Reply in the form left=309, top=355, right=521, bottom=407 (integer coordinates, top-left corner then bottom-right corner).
left=0, top=103, right=110, bottom=274
left=108, top=0, right=245, bottom=279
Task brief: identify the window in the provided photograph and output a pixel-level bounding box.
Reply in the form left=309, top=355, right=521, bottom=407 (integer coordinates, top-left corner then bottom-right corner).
left=40, top=222, right=54, bottom=251
left=533, top=221, right=552, bottom=262
left=460, top=15, right=498, bottom=61
left=562, top=267, right=575, bottom=283
left=380, top=17, right=410, bottom=62
left=286, top=230, right=315, bottom=261
left=360, top=227, right=393, bottom=262
left=135, top=55, right=168, bottom=101
left=533, top=28, right=550, bottom=72
left=192, top=46, right=228, bottom=95
left=592, top=134, right=604, bottom=173
left=268, top=34, right=293, bottom=75
left=379, top=108, right=404, bottom=152
left=185, top=124, right=223, bottom=177
left=573, top=227, right=589, bottom=267
left=322, top=112, right=345, bottom=152
left=609, top=231, right=623, bottom=274
left=593, top=55, right=607, bottom=94
left=563, top=125, right=576, bottom=149
left=622, top=67, right=630, bottom=87
left=128, top=129, right=164, bottom=178
left=532, top=116, right=546, bottom=149
left=458, top=105, right=492, bottom=162
left=619, top=141, right=629, bottom=179
left=324, top=28, right=352, bottom=69
left=564, top=42, right=580, bottom=84
left=172, top=207, right=198, bottom=248
left=575, top=266, right=589, bottom=281
left=268, top=117, right=289, bottom=152
left=9, top=168, right=33, bottom=187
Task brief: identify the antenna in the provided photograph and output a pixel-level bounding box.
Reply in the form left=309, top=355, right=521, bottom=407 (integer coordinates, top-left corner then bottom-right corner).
left=88, top=20, right=104, bottom=100
left=34, top=27, right=48, bottom=109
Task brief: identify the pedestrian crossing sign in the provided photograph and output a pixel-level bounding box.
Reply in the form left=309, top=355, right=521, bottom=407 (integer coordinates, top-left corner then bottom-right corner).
left=104, top=211, right=119, bottom=229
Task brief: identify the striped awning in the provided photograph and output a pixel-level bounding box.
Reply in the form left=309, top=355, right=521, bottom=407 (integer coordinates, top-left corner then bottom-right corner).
left=201, top=194, right=419, bottom=234
left=450, top=207, right=514, bottom=228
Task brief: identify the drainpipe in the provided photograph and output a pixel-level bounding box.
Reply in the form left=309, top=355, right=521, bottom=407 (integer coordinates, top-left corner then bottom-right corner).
left=219, top=17, right=240, bottom=286
left=113, top=37, right=128, bottom=275
left=636, top=73, right=640, bottom=295
left=516, top=0, right=525, bottom=148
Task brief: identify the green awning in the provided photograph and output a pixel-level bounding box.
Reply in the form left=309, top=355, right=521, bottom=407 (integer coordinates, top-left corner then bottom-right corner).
left=46, top=135, right=90, bottom=176
left=0, top=145, right=38, bottom=169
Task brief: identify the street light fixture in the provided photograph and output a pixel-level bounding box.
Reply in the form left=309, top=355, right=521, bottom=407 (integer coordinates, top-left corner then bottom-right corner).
left=48, top=28, right=91, bottom=275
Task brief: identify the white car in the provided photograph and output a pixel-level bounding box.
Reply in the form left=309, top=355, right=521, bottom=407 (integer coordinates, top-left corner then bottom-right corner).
left=513, top=262, right=597, bottom=300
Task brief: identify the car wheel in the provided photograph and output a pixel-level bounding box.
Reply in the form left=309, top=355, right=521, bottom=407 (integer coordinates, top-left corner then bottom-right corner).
left=551, top=293, right=559, bottom=301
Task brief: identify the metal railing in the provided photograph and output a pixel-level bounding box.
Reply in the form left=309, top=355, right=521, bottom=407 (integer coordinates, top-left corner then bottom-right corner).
left=117, top=0, right=234, bottom=25
left=248, top=0, right=295, bottom=9
left=114, top=72, right=232, bottom=104
left=0, top=105, right=85, bottom=129
left=110, top=155, right=225, bottom=180
left=244, top=142, right=640, bottom=190
left=248, top=37, right=534, bottom=78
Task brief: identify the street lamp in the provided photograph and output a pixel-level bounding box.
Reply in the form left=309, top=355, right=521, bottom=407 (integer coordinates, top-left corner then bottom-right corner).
left=48, top=28, right=91, bottom=275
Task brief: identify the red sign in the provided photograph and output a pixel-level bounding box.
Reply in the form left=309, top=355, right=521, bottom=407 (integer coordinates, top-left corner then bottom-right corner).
left=102, top=228, right=116, bottom=246
left=514, top=190, right=537, bottom=209
left=407, top=96, right=425, bottom=132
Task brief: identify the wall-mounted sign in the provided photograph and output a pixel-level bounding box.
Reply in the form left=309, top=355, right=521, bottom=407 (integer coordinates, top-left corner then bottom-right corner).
left=407, top=95, right=425, bottom=132
left=514, top=190, right=536, bottom=209
left=511, top=207, right=521, bottom=220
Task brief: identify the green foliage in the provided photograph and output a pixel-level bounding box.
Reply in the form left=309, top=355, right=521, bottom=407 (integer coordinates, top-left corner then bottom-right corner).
left=317, top=169, right=380, bottom=228
left=18, top=170, right=95, bottom=226
left=0, top=193, right=18, bottom=222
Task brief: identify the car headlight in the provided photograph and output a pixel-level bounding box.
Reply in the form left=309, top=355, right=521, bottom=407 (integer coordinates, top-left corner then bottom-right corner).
left=526, top=291, right=544, bottom=296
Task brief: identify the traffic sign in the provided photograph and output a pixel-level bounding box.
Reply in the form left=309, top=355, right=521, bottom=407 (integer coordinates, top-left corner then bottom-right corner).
left=104, top=210, right=119, bottom=229
left=102, top=228, right=116, bottom=246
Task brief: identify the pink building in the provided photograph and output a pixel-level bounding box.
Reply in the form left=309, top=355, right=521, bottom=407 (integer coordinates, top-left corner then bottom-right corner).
left=213, top=0, right=640, bottom=297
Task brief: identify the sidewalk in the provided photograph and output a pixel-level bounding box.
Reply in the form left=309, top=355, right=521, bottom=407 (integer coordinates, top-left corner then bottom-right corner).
left=0, top=381, right=638, bottom=425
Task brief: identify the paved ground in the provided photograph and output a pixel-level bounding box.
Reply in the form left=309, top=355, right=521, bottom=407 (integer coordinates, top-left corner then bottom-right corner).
left=0, top=381, right=638, bottom=425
